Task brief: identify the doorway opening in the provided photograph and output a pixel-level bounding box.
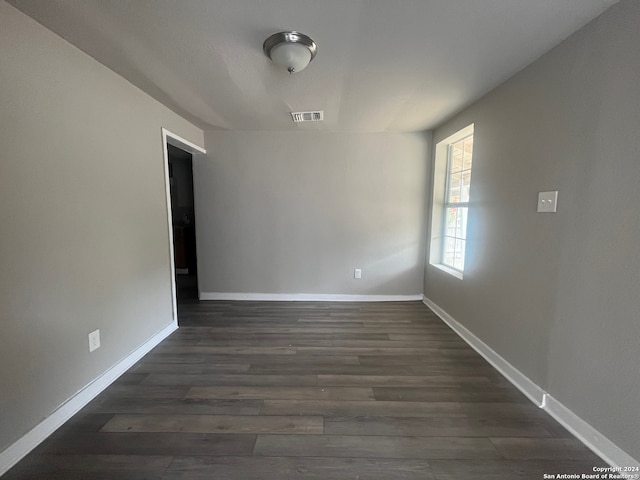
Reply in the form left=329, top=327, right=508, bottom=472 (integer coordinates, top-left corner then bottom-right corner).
left=161, top=128, right=206, bottom=325
left=167, top=144, right=198, bottom=302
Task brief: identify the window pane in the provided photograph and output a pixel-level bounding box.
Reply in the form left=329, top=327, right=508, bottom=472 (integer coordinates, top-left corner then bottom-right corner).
left=447, top=172, right=461, bottom=203
left=454, top=239, right=466, bottom=270
left=463, top=136, right=473, bottom=170
left=450, top=145, right=464, bottom=173
left=463, top=153, right=472, bottom=171
left=457, top=207, right=468, bottom=240
left=461, top=170, right=472, bottom=202
left=443, top=237, right=456, bottom=267
left=445, top=207, right=458, bottom=237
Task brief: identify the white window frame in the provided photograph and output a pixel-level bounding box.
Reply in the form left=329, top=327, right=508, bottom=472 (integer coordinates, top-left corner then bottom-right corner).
left=429, top=124, right=474, bottom=279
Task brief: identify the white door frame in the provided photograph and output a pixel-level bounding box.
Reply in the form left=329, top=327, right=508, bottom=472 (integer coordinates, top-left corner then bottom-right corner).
left=161, top=128, right=206, bottom=324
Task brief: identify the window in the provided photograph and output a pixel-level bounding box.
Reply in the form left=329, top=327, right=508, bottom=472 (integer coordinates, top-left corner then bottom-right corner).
left=429, top=124, right=474, bottom=278
left=443, top=134, right=473, bottom=270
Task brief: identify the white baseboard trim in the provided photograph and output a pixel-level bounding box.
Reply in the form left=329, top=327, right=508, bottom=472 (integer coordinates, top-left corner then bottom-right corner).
left=0, top=320, right=178, bottom=477
left=543, top=394, right=639, bottom=469
left=422, top=296, right=545, bottom=406
left=423, top=296, right=639, bottom=470
left=200, top=292, right=424, bottom=302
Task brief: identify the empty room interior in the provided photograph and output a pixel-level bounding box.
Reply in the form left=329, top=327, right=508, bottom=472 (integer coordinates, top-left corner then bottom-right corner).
left=1, top=0, right=639, bottom=478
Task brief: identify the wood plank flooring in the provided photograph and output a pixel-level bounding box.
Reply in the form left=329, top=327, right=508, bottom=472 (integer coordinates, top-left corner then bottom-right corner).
left=3, top=301, right=606, bottom=479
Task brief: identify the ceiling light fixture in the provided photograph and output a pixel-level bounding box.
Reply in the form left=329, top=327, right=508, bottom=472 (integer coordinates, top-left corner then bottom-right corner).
left=263, top=31, right=317, bottom=74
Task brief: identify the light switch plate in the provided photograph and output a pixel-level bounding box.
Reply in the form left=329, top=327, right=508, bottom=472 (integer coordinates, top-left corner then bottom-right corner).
left=89, top=329, right=101, bottom=352
left=537, top=191, right=558, bottom=213
left=354, top=268, right=362, bottom=279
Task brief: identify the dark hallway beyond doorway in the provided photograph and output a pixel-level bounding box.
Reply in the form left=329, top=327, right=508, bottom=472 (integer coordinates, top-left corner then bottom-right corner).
left=167, top=144, right=198, bottom=304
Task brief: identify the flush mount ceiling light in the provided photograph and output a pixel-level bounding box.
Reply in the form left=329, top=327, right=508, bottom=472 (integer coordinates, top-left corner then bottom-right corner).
left=263, top=31, right=317, bottom=74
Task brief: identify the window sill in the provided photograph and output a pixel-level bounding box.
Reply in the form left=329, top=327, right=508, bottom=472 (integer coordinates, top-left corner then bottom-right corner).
left=431, top=263, right=464, bottom=280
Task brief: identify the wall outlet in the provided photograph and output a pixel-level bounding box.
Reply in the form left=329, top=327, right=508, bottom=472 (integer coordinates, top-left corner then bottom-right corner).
left=354, top=268, right=362, bottom=279
left=537, top=191, right=558, bottom=213
left=88, top=329, right=101, bottom=352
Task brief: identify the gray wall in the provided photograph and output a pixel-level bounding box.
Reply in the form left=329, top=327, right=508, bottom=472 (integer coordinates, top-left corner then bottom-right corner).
left=0, top=3, right=203, bottom=453
left=425, top=0, right=639, bottom=460
left=197, top=131, right=431, bottom=296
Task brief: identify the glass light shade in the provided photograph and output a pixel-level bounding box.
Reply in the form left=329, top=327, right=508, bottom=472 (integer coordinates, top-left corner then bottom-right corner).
left=269, top=42, right=312, bottom=73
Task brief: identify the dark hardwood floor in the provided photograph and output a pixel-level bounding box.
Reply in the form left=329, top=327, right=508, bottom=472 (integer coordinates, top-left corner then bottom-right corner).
left=4, top=301, right=606, bottom=479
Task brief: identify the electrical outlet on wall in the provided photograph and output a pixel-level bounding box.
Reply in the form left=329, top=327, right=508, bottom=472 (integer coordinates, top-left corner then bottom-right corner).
left=88, top=329, right=101, bottom=352
left=354, top=268, right=362, bottom=279
left=537, top=191, right=558, bottom=213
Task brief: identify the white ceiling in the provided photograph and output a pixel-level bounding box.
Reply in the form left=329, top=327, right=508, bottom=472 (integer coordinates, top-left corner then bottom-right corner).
left=7, top=0, right=619, bottom=132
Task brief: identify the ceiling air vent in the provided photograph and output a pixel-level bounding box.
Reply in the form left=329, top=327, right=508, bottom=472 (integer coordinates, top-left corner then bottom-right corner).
left=291, top=111, right=324, bottom=123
